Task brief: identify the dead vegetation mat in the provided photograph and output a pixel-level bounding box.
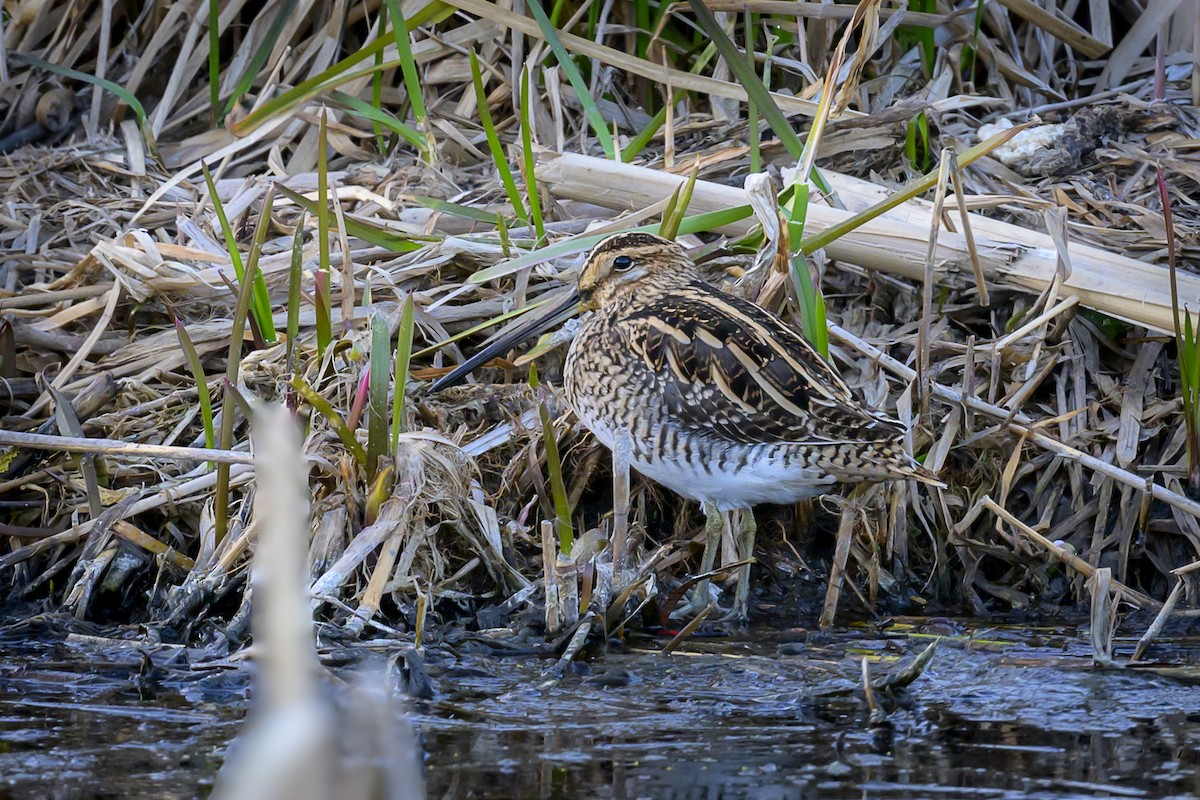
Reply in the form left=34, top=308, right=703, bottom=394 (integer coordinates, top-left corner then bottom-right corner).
left=1, top=0, right=1199, bottom=654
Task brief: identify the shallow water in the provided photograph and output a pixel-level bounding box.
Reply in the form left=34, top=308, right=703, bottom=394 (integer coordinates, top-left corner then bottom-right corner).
left=0, top=621, right=1197, bottom=799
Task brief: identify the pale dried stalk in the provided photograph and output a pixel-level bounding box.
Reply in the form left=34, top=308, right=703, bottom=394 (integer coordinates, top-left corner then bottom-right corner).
left=819, top=497, right=856, bottom=629
left=1087, top=567, right=1117, bottom=667
left=535, top=152, right=1200, bottom=335
left=829, top=323, right=1200, bottom=524
left=982, top=496, right=1157, bottom=609
left=0, top=429, right=255, bottom=464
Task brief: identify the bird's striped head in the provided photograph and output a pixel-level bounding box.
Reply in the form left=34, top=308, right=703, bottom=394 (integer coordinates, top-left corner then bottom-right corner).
left=577, top=232, right=698, bottom=309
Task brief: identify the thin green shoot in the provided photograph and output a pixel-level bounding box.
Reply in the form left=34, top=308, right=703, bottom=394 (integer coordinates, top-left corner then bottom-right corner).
left=413, top=293, right=558, bottom=359
left=373, top=1, right=388, bottom=152
left=275, top=184, right=427, bottom=252
left=316, top=110, right=332, bottom=359
left=520, top=66, right=546, bottom=243
left=896, top=0, right=937, bottom=75
left=621, top=100, right=670, bottom=163
left=290, top=375, right=368, bottom=466
left=531, top=365, right=573, bottom=555
left=471, top=49, right=529, bottom=224
left=208, top=0, right=220, bottom=125
left=330, top=90, right=426, bottom=153
left=12, top=53, right=159, bottom=159
left=383, top=0, right=435, bottom=161
left=175, top=319, right=215, bottom=451
left=634, top=0, right=651, bottom=58
left=391, top=293, right=416, bottom=451
left=498, top=213, right=513, bottom=257
left=527, top=0, right=617, bottom=159
left=686, top=2, right=802, bottom=160
left=286, top=221, right=304, bottom=373
left=201, top=163, right=276, bottom=342
left=314, top=269, right=332, bottom=361
left=227, top=1, right=447, bottom=138
left=363, top=463, right=394, bottom=526
left=367, top=313, right=392, bottom=480
left=214, top=186, right=273, bottom=541
left=660, top=161, right=699, bottom=241
left=961, top=0, right=985, bottom=84
left=745, top=8, right=760, bottom=175
left=905, top=111, right=933, bottom=174
left=685, top=2, right=838, bottom=204
left=469, top=204, right=757, bottom=284
left=788, top=183, right=829, bottom=358
left=1159, top=168, right=1200, bottom=493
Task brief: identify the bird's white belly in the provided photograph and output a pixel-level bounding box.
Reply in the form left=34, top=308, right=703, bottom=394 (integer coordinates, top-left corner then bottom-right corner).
left=581, top=414, right=834, bottom=511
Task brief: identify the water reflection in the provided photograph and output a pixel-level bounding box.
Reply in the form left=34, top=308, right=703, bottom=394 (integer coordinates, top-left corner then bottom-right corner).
left=0, top=626, right=1197, bottom=799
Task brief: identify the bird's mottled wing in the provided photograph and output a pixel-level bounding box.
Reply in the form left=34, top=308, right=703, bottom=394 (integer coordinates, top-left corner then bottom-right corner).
left=619, top=283, right=903, bottom=445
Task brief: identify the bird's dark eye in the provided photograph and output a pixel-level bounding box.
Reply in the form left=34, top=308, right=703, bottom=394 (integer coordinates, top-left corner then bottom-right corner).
left=613, top=255, right=634, bottom=271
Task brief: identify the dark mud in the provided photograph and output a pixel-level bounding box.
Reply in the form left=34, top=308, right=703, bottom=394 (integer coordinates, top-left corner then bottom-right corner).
left=0, top=621, right=1197, bottom=799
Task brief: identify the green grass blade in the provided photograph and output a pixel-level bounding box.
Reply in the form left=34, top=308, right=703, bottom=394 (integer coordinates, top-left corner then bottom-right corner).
left=223, top=0, right=298, bottom=116
left=330, top=89, right=426, bottom=152
left=290, top=375, right=368, bottom=466
left=215, top=189, right=268, bottom=540
left=275, top=184, right=428, bottom=252
left=413, top=293, right=556, bottom=359
left=785, top=183, right=828, bottom=357
left=286, top=220, right=304, bottom=373
left=537, top=390, right=573, bottom=555
left=202, top=163, right=276, bottom=342
left=367, top=313, right=392, bottom=479
left=686, top=1, right=803, bottom=160
left=227, top=3, right=449, bottom=137
left=468, top=204, right=755, bottom=284
left=373, top=2, right=388, bottom=152
left=208, top=0, right=220, bottom=124
left=527, top=0, right=616, bottom=159
left=471, top=49, right=529, bottom=224
left=660, top=161, right=698, bottom=241
left=383, top=0, right=433, bottom=161
left=391, top=293, right=416, bottom=451
left=314, top=269, right=332, bottom=360
left=520, top=67, right=546, bottom=243
left=175, top=319, right=215, bottom=450
left=621, top=101, right=670, bottom=163
left=316, top=111, right=333, bottom=358
left=244, top=186, right=278, bottom=343
left=12, top=53, right=158, bottom=157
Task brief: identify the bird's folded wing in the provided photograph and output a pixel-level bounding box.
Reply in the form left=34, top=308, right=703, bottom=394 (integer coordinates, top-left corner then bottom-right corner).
left=620, top=284, right=904, bottom=446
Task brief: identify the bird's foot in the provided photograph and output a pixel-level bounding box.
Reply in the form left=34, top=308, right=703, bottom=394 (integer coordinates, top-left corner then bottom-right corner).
left=668, top=580, right=727, bottom=621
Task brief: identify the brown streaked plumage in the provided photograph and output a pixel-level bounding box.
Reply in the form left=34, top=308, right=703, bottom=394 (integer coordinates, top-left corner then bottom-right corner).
left=433, top=232, right=942, bottom=619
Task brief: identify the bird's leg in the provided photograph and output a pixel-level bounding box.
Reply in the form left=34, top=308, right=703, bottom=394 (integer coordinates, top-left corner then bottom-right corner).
left=611, top=433, right=632, bottom=580
left=731, top=509, right=757, bottom=622
left=691, top=501, right=723, bottom=609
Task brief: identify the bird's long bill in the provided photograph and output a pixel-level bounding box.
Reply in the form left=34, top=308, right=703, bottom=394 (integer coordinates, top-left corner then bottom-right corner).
left=431, top=289, right=582, bottom=391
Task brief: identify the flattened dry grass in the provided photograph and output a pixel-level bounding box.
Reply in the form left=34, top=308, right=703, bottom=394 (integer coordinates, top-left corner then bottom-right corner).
left=1, top=0, right=1199, bottom=655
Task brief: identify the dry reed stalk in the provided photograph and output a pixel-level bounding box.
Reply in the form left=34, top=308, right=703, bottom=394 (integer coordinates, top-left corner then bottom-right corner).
left=981, top=496, right=1157, bottom=609
left=819, top=496, right=857, bottom=630
left=534, top=152, right=1200, bottom=335
left=829, top=324, right=1200, bottom=524
left=1131, top=580, right=1186, bottom=662
left=0, top=429, right=255, bottom=464
left=1087, top=567, right=1118, bottom=667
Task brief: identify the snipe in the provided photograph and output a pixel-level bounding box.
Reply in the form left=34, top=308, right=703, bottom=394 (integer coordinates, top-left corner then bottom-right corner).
left=433, top=232, right=942, bottom=620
